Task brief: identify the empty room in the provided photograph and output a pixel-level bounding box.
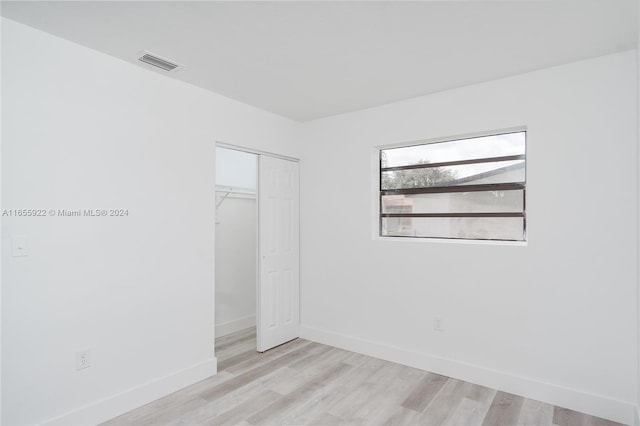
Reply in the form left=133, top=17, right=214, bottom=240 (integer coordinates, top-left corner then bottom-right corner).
left=2, top=1, right=639, bottom=425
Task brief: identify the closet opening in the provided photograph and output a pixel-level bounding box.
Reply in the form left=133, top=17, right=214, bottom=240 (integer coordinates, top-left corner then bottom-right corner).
left=215, top=147, right=258, bottom=350
left=215, top=143, right=300, bottom=360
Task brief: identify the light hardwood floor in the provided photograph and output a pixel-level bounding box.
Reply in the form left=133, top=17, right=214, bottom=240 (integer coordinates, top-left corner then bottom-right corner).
left=102, top=328, right=623, bottom=426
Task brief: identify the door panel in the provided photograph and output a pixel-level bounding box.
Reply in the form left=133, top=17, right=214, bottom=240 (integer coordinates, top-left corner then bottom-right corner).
left=257, top=156, right=300, bottom=352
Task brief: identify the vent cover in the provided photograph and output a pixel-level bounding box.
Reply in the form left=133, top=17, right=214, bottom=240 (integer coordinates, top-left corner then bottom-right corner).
left=138, top=52, right=181, bottom=72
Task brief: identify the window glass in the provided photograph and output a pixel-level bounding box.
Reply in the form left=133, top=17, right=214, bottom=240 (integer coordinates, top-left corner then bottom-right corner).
left=381, top=217, right=525, bottom=241
left=382, top=132, right=525, bottom=168
left=381, top=160, right=524, bottom=190
left=381, top=190, right=524, bottom=214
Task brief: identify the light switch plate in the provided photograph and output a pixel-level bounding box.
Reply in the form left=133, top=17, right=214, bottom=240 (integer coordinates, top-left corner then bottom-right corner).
left=12, top=237, right=29, bottom=257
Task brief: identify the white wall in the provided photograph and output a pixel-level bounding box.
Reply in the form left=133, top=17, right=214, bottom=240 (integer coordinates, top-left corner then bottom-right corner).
left=1, top=14, right=4, bottom=426
left=636, top=7, right=640, bottom=426
left=637, top=6, right=640, bottom=426
left=299, top=51, right=638, bottom=424
left=216, top=147, right=257, bottom=190
left=215, top=196, right=257, bottom=337
left=1, top=18, right=298, bottom=426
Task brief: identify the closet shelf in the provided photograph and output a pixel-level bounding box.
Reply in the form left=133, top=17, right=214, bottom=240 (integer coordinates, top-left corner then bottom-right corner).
left=215, top=186, right=256, bottom=209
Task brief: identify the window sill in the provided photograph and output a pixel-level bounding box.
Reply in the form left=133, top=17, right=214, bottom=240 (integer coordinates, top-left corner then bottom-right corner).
left=373, top=235, right=528, bottom=247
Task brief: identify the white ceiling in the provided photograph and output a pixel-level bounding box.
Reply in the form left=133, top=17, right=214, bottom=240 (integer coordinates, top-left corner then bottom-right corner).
left=2, top=1, right=637, bottom=122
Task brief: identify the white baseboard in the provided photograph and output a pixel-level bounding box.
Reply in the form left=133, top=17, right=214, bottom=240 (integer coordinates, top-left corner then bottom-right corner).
left=42, top=357, right=217, bottom=426
left=300, top=325, right=635, bottom=426
left=216, top=315, right=256, bottom=338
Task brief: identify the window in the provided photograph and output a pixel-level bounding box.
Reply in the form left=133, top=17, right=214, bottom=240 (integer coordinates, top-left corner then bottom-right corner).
left=379, top=131, right=526, bottom=241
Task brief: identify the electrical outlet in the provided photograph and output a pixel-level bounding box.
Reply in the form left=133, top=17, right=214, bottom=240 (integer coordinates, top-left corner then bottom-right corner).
left=433, top=316, right=444, bottom=332
left=76, top=350, right=91, bottom=370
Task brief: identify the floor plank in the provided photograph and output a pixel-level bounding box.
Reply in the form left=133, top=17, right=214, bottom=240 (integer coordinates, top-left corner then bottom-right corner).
left=199, top=344, right=313, bottom=401
left=401, top=372, right=448, bottom=412
left=247, top=362, right=353, bottom=425
left=217, top=347, right=260, bottom=372
left=445, top=384, right=496, bottom=426
left=382, top=406, right=422, bottom=425
left=207, top=389, right=282, bottom=425
left=418, top=378, right=473, bottom=425
left=482, top=391, right=525, bottom=426
left=518, top=398, right=554, bottom=426
left=553, top=406, right=622, bottom=426
left=225, top=338, right=309, bottom=375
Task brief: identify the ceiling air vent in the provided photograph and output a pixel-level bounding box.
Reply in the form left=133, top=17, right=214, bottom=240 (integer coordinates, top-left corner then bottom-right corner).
left=138, top=52, right=181, bottom=72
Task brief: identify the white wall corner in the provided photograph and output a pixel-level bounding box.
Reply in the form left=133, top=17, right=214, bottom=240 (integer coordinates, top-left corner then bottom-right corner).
left=1, top=13, right=4, bottom=426
left=636, top=2, right=640, bottom=425
left=215, top=315, right=256, bottom=338
left=300, top=325, right=635, bottom=426
left=41, top=358, right=217, bottom=426
left=637, top=2, right=640, bottom=424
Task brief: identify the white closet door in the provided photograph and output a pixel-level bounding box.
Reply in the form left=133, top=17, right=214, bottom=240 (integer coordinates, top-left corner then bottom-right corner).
left=257, top=155, right=300, bottom=352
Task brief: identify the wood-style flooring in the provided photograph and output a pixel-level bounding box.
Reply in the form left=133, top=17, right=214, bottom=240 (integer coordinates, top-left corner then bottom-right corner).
left=102, top=328, right=623, bottom=426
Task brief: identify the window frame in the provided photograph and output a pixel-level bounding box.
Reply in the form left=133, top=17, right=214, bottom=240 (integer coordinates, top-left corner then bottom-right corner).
left=376, top=129, right=527, bottom=243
